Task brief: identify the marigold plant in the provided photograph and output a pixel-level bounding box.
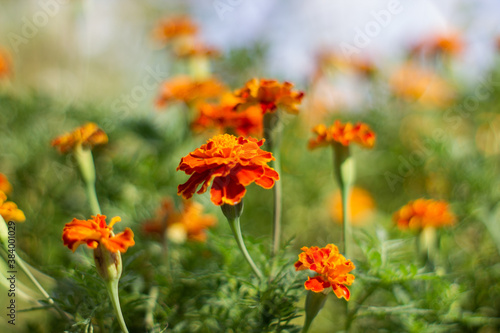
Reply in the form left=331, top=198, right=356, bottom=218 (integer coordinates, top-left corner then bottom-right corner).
left=62, top=214, right=135, bottom=253
left=393, top=198, right=455, bottom=230
left=51, top=122, right=108, bottom=154
left=177, top=134, right=279, bottom=205
left=143, top=198, right=217, bottom=242
left=308, top=121, right=375, bottom=149
left=295, top=244, right=355, bottom=300
left=232, top=78, right=304, bottom=114
left=156, top=76, right=226, bottom=108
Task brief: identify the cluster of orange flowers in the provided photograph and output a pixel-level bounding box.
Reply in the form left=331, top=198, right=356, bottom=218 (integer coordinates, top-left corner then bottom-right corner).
left=63, top=214, right=135, bottom=253
left=0, top=173, right=25, bottom=223
left=295, top=244, right=355, bottom=300
left=393, top=198, right=455, bottom=230
left=177, top=134, right=279, bottom=205
left=142, top=198, right=216, bottom=243
left=51, top=122, right=108, bottom=154
left=308, top=121, right=375, bottom=150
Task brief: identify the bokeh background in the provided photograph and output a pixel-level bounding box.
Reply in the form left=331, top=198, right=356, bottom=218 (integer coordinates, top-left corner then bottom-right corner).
left=1, top=0, right=500, bottom=332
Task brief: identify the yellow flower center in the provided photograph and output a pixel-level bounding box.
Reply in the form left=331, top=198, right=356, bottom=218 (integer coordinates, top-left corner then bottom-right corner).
left=208, top=134, right=239, bottom=149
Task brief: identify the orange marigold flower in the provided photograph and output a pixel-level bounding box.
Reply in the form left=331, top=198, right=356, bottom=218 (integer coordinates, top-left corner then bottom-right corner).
left=411, top=31, right=464, bottom=57
left=330, top=187, right=375, bottom=227
left=192, top=101, right=263, bottom=137
left=0, top=192, right=25, bottom=223
left=295, top=244, right=355, bottom=300
left=177, top=134, right=279, bottom=206
left=308, top=121, right=375, bottom=150
left=51, top=122, right=108, bottom=154
left=389, top=62, right=454, bottom=107
left=232, top=78, right=304, bottom=114
left=174, top=40, right=220, bottom=58
left=156, top=76, right=226, bottom=108
left=62, top=214, right=135, bottom=253
left=153, top=16, right=198, bottom=43
left=143, top=198, right=216, bottom=243
left=0, top=173, right=13, bottom=195
left=393, top=199, right=455, bottom=230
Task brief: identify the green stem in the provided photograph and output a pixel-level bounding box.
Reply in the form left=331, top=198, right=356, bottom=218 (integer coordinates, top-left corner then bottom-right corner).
left=74, top=145, right=101, bottom=215
left=264, top=112, right=283, bottom=257
left=105, top=279, right=129, bottom=333
left=86, top=181, right=101, bottom=216
left=226, top=216, right=263, bottom=280
left=15, top=251, right=71, bottom=320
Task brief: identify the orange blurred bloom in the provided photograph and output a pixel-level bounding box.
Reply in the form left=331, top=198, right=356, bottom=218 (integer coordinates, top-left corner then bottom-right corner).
left=390, top=62, right=454, bottom=107
left=0, top=50, right=10, bottom=78
left=177, top=134, right=279, bottom=206
left=153, top=16, right=198, bottom=43
left=174, top=40, right=220, bottom=58
left=63, top=214, right=135, bottom=253
left=192, top=99, right=263, bottom=137
left=314, top=51, right=376, bottom=80
left=295, top=244, right=355, bottom=300
left=156, top=76, right=226, bottom=108
left=393, top=199, right=455, bottom=230
left=331, top=187, right=375, bottom=226
left=308, top=121, right=375, bottom=150
left=0, top=191, right=25, bottom=223
left=51, top=122, right=108, bottom=154
left=411, top=31, right=464, bottom=57
left=232, top=78, right=304, bottom=114
left=143, top=198, right=216, bottom=243
left=0, top=173, right=13, bottom=195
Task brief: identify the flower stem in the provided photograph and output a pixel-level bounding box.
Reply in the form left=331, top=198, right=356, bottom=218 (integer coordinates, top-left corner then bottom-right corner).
left=302, top=291, right=328, bottom=333
left=264, top=112, right=283, bottom=257
left=74, top=145, right=101, bottom=215
left=105, top=279, right=129, bottom=333
left=226, top=216, right=263, bottom=280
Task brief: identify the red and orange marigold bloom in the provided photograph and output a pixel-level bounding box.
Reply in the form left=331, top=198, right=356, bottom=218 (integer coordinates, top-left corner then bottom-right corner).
left=393, top=199, right=455, bottom=230
left=177, top=134, right=279, bottom=206
left=63, top=214, right=135, bottom=253
left=0, top=173, right=13, bottom=195
left=51, top=122, right=108, bottom=154
left=308, top=121, right=375, bottom=150
left=295, top=244, right=355, bottom=300
left=156, top=76, right=226, bottom=108
left=232, top=78, right=304, bottom=114
left=153, top=16, right=198, bottom=43
left=143, top=198, right=216, bottom=243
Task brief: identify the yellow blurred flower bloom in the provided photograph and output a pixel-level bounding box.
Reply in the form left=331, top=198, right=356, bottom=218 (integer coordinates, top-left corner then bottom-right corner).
left=330, top=187, right=375, bottom=226
left=51, top=122, right=108, bottom=154
left=0, top=173, right=13, bottom=195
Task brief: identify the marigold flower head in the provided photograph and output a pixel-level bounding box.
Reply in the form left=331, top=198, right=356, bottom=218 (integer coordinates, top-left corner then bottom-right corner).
left=232, top=78, right=304, bottom=114
left=51, top=122, right=108, bottom=154
left=153, top=16, right=198, bottom=43
left=393, top=199, right=455, bottom=230
left=62, top=214, right=135, bottom=253
left=331, top=187, right=375, bottom=226
left=0, top=195, right=26, bottom=223
left=308, top=121, right=375, bottom=150
left=156, top=76, right=226, bottom=108
left=177, top=134, right=279, bottom=206
left=143, top=198, right=217, bottom=243
left=0, top=173, right=13, bottom=195
left=411, top=31, right=464, bottom=57
left=314, top=51, right=376, bottom=80
left=192, top=99, right=263, bottom=137
left=295, top=244, right=355, bottom=300
left=390, top=62, right=454, bottom=107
